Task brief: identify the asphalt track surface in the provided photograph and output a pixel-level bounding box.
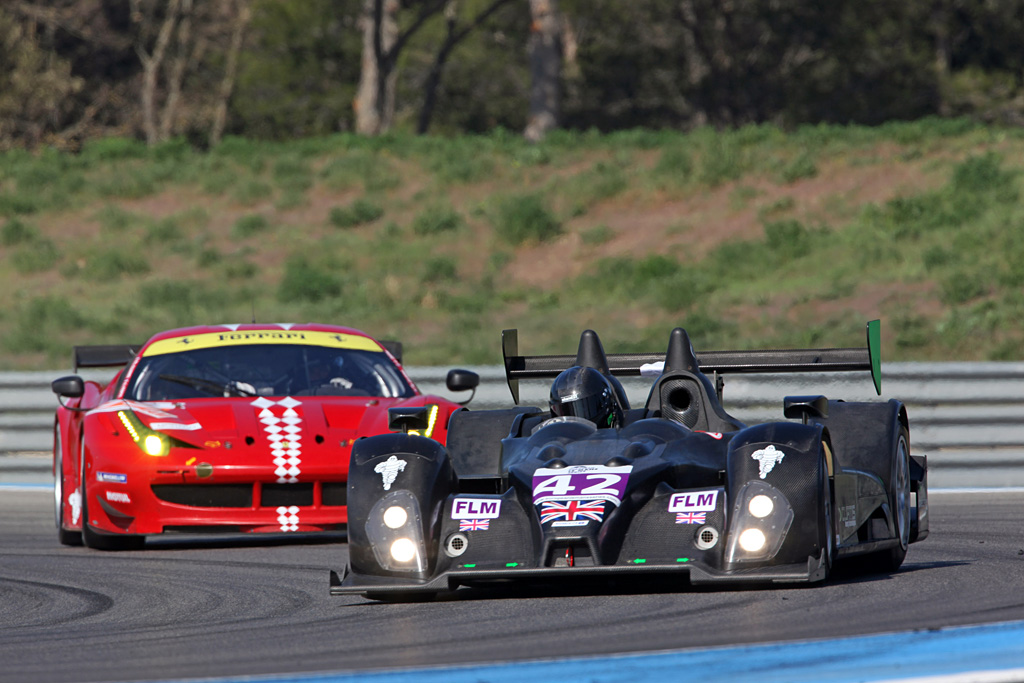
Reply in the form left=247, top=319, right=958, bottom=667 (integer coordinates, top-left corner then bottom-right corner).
left=2, top=488, right=1024, bottom=683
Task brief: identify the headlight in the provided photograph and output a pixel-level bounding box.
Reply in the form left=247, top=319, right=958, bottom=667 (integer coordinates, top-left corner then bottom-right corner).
left=383, top=505, right=408, bottom=529
left=725, top=481, right=794, bottom=563
left=366, top=490, right=426, bottom=573
left=118, top=410, right=170, bottom=456
left=738, top=528, right=767, bottom=552
left=748, top=494, right=774, bottom=518
left=390, top=538, right=418, bottom=563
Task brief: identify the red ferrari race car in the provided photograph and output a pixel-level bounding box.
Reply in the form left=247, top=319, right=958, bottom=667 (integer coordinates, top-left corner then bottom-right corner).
left=50, top=323, right=479, bottom=550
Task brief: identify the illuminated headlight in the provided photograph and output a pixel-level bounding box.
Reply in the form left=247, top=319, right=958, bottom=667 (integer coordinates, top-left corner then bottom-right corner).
left=118, top=410, right=170, bottom=456
left=390, top=538, right=418, bottom=563
left=748, top=494, right=774, bottom=518
left=366, top=489, right=426, bottom=573
left=383, top=505, right=408, bottom=529
left=738, top=528, right=767, bottom=552
left=143, top=434, right=168, bottom=456
left=725, top=480, right=794, bottom=564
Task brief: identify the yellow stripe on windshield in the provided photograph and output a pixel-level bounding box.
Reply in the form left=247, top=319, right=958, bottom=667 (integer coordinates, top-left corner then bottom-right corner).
left=143, top=330, right=382, bottom=357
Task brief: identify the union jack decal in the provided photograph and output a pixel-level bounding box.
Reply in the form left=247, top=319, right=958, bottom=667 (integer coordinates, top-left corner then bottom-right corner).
left=676, top=512, right=707, bottom=524
left=459, top=519, right=490, bottom=531
left=540, top=500, right=605, bottom=524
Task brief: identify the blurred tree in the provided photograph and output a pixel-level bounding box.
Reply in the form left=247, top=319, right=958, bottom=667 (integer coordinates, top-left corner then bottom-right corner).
left=0, top=8, right=83, bottom=149
left=232, top=0, right=360, bottom=138
left=415, top=0, right=515, bottom=134
left=524, top=0, right=563, bottom=141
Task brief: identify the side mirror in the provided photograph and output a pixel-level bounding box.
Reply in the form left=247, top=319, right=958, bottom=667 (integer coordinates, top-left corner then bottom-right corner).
left=783, top=395, right=829, bottom=424
left=388, top=406, right=432, bottom=433
left=446, top=369, right=479, bottom=406
left=52, top=375, right=85, bottom=399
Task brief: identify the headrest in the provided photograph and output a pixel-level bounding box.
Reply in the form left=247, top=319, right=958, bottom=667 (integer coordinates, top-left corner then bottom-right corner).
left=664, top=327, right=699, bottom=373
left=574, top=329, right=611, bottom=374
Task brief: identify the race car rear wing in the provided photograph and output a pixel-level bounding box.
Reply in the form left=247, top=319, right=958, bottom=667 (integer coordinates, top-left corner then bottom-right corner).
left=502, top=320, right=882, bottom=404
left=73, top=345, right=142, bottom=372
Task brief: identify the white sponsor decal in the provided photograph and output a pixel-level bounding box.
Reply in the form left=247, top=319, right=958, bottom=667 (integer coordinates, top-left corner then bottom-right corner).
left=374, top=456, right=407, bottom=491
left=277, top=505, right=300, bottom=532
left=667, top=489, right=719, bottom=513
left=451, top=498, right=502, bottom=519
left=252, top=396, right=303, bottom=484
left=149, top=422, right=202, bottom=431
left=751, top=445, right=786, bottom=479
left=88, top=399, right=201, bottom=430
left=532, top=465, right=632, bottom=506
left=69, top=489, right=81, bottom=525
left=105, top=491, right=131, bottom=504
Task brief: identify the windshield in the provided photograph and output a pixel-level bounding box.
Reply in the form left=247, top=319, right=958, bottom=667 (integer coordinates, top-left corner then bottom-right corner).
left=123, top=344, right=415, bottom=400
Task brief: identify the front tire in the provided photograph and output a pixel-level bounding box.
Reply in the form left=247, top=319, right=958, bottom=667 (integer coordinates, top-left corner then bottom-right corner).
left=54, top=426, right=83, bottom=547
left=80, top=439, right=145, bottom=551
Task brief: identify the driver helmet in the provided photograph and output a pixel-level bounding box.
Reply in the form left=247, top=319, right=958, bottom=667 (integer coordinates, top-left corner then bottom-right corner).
left=548, top=366, right=622, bottom=428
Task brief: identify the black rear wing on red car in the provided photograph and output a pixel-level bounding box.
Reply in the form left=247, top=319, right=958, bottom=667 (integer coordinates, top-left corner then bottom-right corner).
left=502, top=320, right=882, bottom=404
left=73, top=345, right=142, bottom=372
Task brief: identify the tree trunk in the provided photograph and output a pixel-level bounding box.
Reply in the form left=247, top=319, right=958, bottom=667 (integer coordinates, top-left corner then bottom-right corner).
left=136, top=0, right=182, bottom=145
left=524, top=0, right=562, bottom=142
left=159, top=0, right=193, bottom=141
left=355, top=0, right=399, bottom=136
left=210, top=0, right=251, bottom=146
left=417, top=0, right=513, bottom=134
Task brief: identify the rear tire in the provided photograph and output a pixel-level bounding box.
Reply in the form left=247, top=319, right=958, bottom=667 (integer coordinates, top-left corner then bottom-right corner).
left=817, top=440, right=835, bottom=581
left=865, top=425, right=911, bottom=573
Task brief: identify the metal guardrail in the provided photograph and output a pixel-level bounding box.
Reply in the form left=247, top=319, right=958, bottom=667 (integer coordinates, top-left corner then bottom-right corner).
left=4, top=363, right=1024, bottom=487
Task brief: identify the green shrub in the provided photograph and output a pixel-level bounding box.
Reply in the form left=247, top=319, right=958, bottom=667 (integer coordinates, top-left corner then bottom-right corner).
left=2, top=296, right=85, bottom=353
left=494, top=193, right=561, bottom=245
left=80, top=249, right=151, bottom=280
left=272, top=156, right=313, bottom=193
left=653, top=145, right=693, bottom=186
left=11, top=239, right=60, bottom=273
left=778, top=152, right=818, bottom=184
left=1, top=218, right=39, bottom=246
left=422, top=256, right=458, bottom=283
left=145, top=217, right=183, bottom=244
left=140, top=280, right=196, bottom=315
left=412, top=204, right=463, bottom=235
left=329, top=199, right=385, bottom=228
left=80, top=137, right=148, bottom=162
left=94, top=205, right=137, bottom=233
left=196, top=248, right=222, bottom=268
left=232, top=179, right=274, bottom=205
left=582, top=224, right=615, bottom=245
left=940, top=270, right=989, bottom=304
left=764, top=219, right=812, bottom=258
left=0, top=193, right=40, bottom=216
left=952, top=152, right=1016, bottom=196
left=698, top=137, right=744, bottom=186
left=277, top=256, right=341, bottom=302
left=232, top=213, right=270, bottom=238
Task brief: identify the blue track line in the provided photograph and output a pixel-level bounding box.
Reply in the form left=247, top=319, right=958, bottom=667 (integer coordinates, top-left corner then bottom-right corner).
left=158, top=619, right=1024, bottom=683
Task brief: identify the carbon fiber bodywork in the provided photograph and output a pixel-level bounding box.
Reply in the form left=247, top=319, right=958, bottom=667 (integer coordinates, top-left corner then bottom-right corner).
left=332, top=324, right=927, bottom=599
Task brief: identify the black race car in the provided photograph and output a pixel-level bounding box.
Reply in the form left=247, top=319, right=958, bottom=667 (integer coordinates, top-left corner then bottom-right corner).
left=330, top=321, right=928, bottom=599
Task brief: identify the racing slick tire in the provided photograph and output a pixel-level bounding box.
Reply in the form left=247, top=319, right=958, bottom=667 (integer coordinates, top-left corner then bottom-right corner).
left=80, top=440, right=145, bottom=551
left=54, top=426, right=83, bottom=547
left=818, top=439, right=836, bottom=580
left=865, top=424, right=911, bottom=573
